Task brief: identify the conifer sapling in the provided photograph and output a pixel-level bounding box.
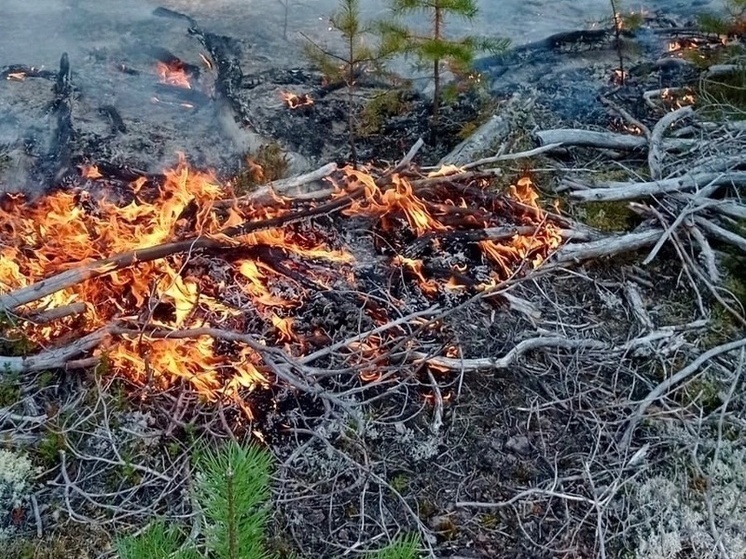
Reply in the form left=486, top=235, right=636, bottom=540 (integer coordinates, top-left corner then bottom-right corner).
left=379, top=0, right=508, bottom=125
left=304, top=0, right=391, bottom=167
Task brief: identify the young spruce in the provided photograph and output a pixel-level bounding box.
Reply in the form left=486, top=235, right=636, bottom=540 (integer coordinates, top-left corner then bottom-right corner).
left=305, top=0, right=391, bottom=167
left=380, top=0, right=508, bottom=125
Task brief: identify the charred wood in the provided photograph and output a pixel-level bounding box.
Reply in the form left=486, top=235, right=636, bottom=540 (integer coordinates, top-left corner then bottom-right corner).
left=1, top=65, right=56, bottom=81
left=98, top=105, right=127, bottom=134
left=36, top=53, right=75, bottom=188
left=153, top=83, right=211, bottom=107
left=188, top=26, right=245, bottom=120
left=152, top=6, right=197, bottom=27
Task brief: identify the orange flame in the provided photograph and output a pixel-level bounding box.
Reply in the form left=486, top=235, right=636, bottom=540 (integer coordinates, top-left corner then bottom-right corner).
left=155, top=61, right=191, bottom=89
left=280, top=91, right=314, bottom=109
left=0, top=157, right=563, bottom=418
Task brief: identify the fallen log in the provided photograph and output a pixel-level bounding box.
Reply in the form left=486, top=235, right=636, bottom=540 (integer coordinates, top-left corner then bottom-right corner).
left=570, top=172, right=746, bottom=202
left=535, top=129, right=696, bottom=152
left=552, top=229, right=663, bottom=263
left=0, top=327, right=111, bottom=374
left=0, top=190, right=363, bottom=313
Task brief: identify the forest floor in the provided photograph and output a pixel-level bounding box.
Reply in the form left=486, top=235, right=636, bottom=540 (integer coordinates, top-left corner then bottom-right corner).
left=1, top=6, right=745, bottom=559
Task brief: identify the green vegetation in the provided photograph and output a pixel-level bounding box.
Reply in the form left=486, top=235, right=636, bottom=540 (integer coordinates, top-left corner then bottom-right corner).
left=305, top=0, right=393, bottom=167
left=359, top=90, right=412, bottom=137
left=1, top=525, right=113, bottom=559
left=698, top=0, right=746, bottom=36
left=0, top=370, right=21, bottom=407
left=234, top=143, right=289, bottom=195
left=577, top=201, right=637, bottom=232
left=378, top=0, right=508, bottom=124
left=117, top=441, right=419, bottom=559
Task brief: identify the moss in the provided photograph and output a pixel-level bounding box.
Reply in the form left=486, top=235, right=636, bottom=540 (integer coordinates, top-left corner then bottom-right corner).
left=478, top=513, right=500, bottom=529
left=36, top=430, right=67, bottom=469
left=456, top=96, right=499, bottom=141
left=677, top=377, right=722, bottom=413
left=358, top=90, right=412, bottom=137
left=36, top=371, right=55, bottom=389
left=389, top=473, right=409, bottom=493
left=700, top=67, right=746, bottom=118
left=0, top=371, right=22, bottom=407
left=576, top=201, right=637, bottom=232
left=233, top=142, right=290, bottom=196
left=0, top=322, right=37, bottom=357
left=0, top=525, right=112, bottom=559
left=700, top=248, right=746, bottom=347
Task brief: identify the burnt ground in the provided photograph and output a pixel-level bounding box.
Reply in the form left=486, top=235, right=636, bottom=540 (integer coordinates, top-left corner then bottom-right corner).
left=1, top=6, right=746, bottom=559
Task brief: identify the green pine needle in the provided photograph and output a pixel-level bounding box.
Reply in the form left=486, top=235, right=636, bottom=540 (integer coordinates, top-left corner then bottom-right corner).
left=365, top=533, right=420, bottom=559
left=116, top=519, right=198, bottom=559
left=196, top=442, right=275, bottom=559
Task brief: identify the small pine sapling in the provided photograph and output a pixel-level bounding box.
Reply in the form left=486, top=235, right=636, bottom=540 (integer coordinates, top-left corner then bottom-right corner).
left=304, top=0, right=390, bottom=167
left=608, top=0, right=643, bottom=85
left=379, top=0, right=508, bottom=125
left=366, top=533, right=420, bottom=559
left=115, top=440, right=420, bottom=559
left=698, top=0, right=746, bottom=36
left=116, top=441, right=276, bottom=559
left=196, top=442, right=275, bottom=559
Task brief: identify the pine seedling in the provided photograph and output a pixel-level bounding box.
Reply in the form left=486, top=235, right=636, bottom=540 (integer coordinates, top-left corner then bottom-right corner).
left=115, top=442, right=275, bottom=559
left=304, top=0, right=391, bottom=167
left=366, top=533, right=420, bottom=559
left=116, top=519, right=199, bottom=559
left=379, top=0, right=508, bottom=125
left=196, top=442, right=276, bottom=559
left=698, top=0, right=746, bottom=35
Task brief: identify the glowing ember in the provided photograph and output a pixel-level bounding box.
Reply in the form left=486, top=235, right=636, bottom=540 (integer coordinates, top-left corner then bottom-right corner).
left=81, top=165, right=103, bottom=179
left=661, top=87, right=696, bottom=110
left=199, top=53, right=213, bottom=70
left=155, top=61, right=192, bottom=89
left=280, top=91, right=314, bottom=109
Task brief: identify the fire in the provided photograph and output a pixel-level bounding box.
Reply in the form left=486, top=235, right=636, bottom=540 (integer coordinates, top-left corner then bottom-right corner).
left=0, top=154, right=562, bottom=420
left=155, top=61, right=192, bottom=89
left=280, top=91, right=314, bottom=109
left=6, top=72, right=26, bottom=81
left=343, top=171, right=446, bottom=236
left=393, top=256, right=438, bottom=296
left=0, top=155, right=349, bottom=414
left=81, top=165, right=103, bottom=179
left=661, top=87, right=696, bottom=110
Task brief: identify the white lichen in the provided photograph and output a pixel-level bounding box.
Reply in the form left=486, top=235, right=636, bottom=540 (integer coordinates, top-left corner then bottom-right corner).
left=630, top=440, right=746, bottom=559
left=0, top=449, right=38, bottom=540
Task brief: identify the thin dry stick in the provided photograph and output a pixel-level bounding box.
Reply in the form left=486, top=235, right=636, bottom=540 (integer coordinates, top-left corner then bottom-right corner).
left=649, top=105, right=693, bottom=180
left=621, top=337, right=746, bottom=449
left=412, top=337, right=604, bottom=372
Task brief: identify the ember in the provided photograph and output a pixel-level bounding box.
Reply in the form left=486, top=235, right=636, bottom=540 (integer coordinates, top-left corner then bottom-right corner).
left=156, top=60, right=192, bottom=89
left=280, top=91, right=314, bottom=109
